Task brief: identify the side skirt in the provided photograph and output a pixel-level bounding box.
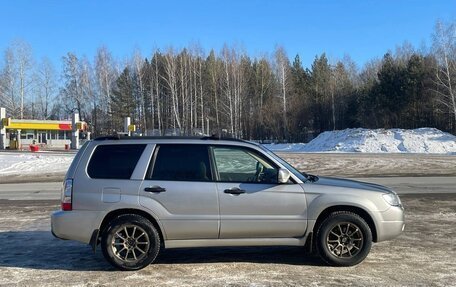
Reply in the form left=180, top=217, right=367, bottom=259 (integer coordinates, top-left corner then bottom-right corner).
left=165, top=236, right=309, bottom=249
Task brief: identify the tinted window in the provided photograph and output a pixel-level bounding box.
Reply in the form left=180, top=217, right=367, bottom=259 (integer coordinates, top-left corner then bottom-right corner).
left=212, top=147, right=278, bottom=183
left=88, top=144, right=146, bottom=179
left=149, top=144, right=212, bottom=181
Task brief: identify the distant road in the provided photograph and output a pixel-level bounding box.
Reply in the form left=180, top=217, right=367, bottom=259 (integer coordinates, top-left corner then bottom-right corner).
left=0, top=182, right=62, bottom=200
left=0, top=177, right=455, bottom=201
left=350, top=177, right=456, bottom=194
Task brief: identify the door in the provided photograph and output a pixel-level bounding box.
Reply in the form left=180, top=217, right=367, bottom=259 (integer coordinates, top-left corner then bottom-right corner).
left=211, top=146, right=307, bottom=239
left=139, top=144, right=219, bottom=240
left=41, top=133, right=47, bottom=144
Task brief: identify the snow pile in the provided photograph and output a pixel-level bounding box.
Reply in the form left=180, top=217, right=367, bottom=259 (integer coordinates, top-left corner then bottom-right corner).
left=264, top=128, right=456, bottom=154
left=261, top=143, right=307, bottom=152
left=0, top=152, right=74, bottom=176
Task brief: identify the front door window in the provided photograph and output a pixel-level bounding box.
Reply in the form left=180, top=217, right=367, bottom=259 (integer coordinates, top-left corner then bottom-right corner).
left=212, top=146, right=278, bottom=184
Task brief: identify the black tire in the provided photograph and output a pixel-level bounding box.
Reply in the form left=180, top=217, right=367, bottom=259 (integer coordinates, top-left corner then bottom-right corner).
left=101, top=214, right=161, bottom=271
left=316, top=211, right=372, bottom=266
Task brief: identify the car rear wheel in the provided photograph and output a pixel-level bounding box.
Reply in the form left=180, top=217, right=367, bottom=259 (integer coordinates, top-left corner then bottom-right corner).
left=316, top=211, right=372, bottom=266
left=101, top=214, right=161, bottom=270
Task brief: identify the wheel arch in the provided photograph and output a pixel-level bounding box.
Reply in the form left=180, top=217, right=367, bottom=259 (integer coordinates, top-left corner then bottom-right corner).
left=313, top=205, right=378, bottom=242
left=98, top=208, right=165, bottom=244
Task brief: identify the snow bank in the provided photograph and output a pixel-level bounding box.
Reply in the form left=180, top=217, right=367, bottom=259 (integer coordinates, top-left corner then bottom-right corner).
left=260, top=143, right=307, bottom=152
left=0, top=152, right=74, bottom=176
left=264, top=128, right=456, bottom=154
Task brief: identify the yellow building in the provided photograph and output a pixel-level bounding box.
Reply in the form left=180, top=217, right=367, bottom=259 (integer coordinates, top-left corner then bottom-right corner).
left=1, top=117, right=87, bottom=149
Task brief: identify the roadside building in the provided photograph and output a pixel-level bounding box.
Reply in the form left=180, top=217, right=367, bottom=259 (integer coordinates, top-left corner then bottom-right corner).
left=0, top=107, right=88, bottom=150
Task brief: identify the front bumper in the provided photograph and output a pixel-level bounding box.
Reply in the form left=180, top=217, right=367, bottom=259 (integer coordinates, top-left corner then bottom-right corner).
left=51, top=210, right=101, bottom=244
left=375, top=205, right=405, bottom=242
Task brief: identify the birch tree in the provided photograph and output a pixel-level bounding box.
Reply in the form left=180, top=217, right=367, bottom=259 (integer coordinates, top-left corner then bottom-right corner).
left=221, top=45, right=235, bottom=136
left=0, top=48, right=17, bottom=116
left=432, top=21, right=456, bottom=129
left=79, top=57, right=94, bottom=122
left=162, top=48, right=181, bottom=131
left=206, top=50, right=221, bottom=134
left=0, top=41, right=34, bottom=118
left=95, top=46, right=116, bottom=133
left=61, top=53, right=88, bottom=118
left=14, top=40, right=34, bottom=119
left=132, top=50, right=147, bottom=133
left=151, top=51, right=163, bottom=134
left=274, top=46, right=291, bottom=139
left=36, top=58, right=57, bottom=119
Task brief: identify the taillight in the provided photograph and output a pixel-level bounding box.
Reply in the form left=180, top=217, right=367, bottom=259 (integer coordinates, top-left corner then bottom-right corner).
left=61, top=179, right=73, bottom=211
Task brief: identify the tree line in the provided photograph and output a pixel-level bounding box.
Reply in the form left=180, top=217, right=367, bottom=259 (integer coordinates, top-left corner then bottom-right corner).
left=1, top=20, right=455, bottom=141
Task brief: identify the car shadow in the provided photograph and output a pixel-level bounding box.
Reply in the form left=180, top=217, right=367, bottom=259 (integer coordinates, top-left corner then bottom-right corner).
left=0, top=231, right=323, bottom=271
left=157, top=246, right=323, bottom=266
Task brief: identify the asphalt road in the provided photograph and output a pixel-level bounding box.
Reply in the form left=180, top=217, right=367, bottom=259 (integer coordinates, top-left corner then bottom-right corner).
left=0, top=176, right=454, bottom=201
left=0, top=187, right=455, bottom=286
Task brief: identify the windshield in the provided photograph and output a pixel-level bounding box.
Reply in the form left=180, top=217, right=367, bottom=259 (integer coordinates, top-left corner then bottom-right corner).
left=259, top=145, right=308, bottom=182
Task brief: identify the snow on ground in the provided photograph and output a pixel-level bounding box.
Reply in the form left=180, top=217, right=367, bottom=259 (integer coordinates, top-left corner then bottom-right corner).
left=0, top=152, right=74, bottom=176
left=264, top=128, right=456, bottom=154
left=261, top=143, right=308, bottom=152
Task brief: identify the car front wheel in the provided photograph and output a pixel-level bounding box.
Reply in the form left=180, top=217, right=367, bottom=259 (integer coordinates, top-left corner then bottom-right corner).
left=316, top=211, right=372, bottom=266
left=101, top=214, right=161, bottom=270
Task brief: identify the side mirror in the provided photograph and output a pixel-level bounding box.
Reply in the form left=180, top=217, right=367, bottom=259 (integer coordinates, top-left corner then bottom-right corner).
left=278, top=168, right=291, bottom=184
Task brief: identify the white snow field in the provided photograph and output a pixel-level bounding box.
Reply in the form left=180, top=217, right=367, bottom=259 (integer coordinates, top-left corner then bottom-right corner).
left=0, top=152, right=74, bottom=176
left=265, top=128, right=456, bottom=154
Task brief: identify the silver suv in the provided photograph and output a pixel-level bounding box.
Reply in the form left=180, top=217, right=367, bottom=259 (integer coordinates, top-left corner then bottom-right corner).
left=51, top=136, right=404, bottom=270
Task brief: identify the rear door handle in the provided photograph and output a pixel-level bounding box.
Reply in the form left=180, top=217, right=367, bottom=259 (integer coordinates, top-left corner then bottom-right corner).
left=224, top=187, right=246, bottom=195
left=144, top=186, right=166, bottom=193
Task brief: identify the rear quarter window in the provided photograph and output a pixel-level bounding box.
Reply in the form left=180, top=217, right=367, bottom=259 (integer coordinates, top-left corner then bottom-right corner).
left=87, top=144, right=146, bottom=179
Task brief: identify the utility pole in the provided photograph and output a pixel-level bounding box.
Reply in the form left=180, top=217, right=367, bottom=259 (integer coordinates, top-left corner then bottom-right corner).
left=71, top=113, right=80, bottom=149
left=124, top=117, right=131, bottom=136
left=0, top=108, right=6, bottom=149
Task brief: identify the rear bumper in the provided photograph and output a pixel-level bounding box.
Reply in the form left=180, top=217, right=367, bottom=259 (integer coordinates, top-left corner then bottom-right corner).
left=376, top=205, right=405, bottom=242
left=51, top=210, right=102, bottom=244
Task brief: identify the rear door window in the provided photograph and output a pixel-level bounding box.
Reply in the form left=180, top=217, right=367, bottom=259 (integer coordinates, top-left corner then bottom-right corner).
left=148, top=144, right=212, bottom=181
left=87, top=144, right=146, bottom=179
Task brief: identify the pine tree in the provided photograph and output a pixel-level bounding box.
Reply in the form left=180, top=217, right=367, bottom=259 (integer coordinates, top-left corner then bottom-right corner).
left=110, top=67, right=136, bottom=131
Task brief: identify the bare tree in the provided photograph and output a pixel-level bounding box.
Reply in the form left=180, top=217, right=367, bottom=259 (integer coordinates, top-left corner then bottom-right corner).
left=95, top=46, right=116, bottom=133
left=162, top=48, right=181, bottom=131
left=0, top=41, right=34, bottom=118
left=14, top=40, right=34, bottom=119
left=79, top=56, right=94, bottom=122
left=152, top=51, right=163, bottom=134
left=0, top=48, right=17, bottom=116
left=132, top=50, right=147, bottom=133
left=432, top=20, right=456, bottom=128
left=36, top=58, right=56, bottom=119
left=61, top=53, right=88, bottom=118
left=206, top=50, right=221, bottom=134
left=221, top=45, right=235, bottom=136
left=274, top=46, right=290, bottom=139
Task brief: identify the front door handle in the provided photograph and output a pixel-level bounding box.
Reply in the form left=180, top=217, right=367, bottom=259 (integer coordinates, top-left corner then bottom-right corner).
left=224, top=187, right=246, bottom=195
left=144, top=186, right=166, bottom=193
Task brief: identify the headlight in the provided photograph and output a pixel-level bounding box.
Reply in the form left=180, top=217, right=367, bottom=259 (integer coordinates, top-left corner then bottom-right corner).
left=382, top=192, right=402, bottom=206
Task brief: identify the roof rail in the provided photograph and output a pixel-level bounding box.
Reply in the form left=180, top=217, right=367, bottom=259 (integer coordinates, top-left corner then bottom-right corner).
left=201, top=134, right=220, bottom=140
left=201, top=134, right=247, bottom=143
left=94, top=135, right=121, bottom=141
left=93, top=134, right=248, bottom=143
